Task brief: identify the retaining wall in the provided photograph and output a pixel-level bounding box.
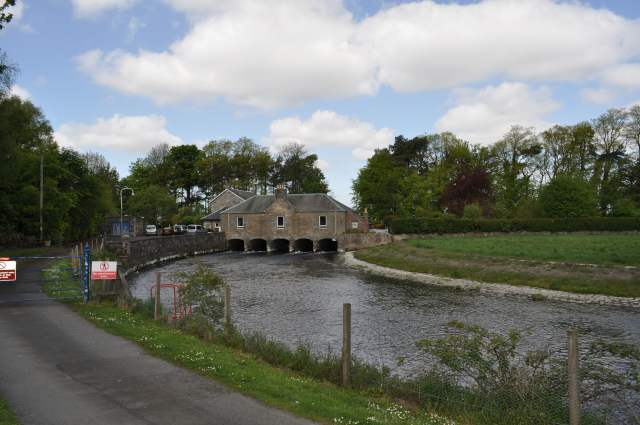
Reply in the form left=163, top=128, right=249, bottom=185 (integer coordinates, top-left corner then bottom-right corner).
left=111, top=233, right=227, bottom=275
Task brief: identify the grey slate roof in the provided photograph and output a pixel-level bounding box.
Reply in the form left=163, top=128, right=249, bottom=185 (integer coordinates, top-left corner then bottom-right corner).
left=202, top=207, right=227, bottom=221
left=223, top=193, right=354, bottom=214
left=228, top=188, right=255, bottom=200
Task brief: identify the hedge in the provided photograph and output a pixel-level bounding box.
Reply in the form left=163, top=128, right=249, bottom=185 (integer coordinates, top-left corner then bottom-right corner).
left=388, top=217, right=640, bottom=234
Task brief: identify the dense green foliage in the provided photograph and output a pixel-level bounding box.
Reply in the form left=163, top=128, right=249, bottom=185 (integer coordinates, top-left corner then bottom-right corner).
left=389, top=217, right=640, bottom=234
left=353, top=108, right=640, bottom=224
left=0, top=397, right=19, bottom=425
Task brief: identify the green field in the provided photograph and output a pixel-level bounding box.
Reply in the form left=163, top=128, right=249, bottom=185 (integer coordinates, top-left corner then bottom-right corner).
left=408, top=234, right=640, bottom=266
left=355, top=234, right=640, bottom=298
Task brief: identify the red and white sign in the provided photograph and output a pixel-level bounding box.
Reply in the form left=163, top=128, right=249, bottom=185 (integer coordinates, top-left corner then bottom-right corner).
left=0, top=259, right=16, bottom=282
left=91, top=261, right=118, bottom=280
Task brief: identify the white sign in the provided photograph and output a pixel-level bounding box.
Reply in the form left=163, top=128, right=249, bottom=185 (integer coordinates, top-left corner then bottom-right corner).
left=0, top=259, right=16, bottom=282
left=91, top=261, right=118, bottom=280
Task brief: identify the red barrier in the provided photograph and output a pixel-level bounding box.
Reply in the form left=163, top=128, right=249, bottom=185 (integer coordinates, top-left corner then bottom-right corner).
left=149, top=283, right=192, bottom=320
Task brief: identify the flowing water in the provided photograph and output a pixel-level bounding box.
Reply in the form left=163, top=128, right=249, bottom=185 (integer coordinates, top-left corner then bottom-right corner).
left=130, top=252, right=640, bottom=377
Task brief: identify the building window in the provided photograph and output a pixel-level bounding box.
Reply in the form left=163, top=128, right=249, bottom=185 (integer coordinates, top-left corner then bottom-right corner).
left=237, top=217, right=244, bottom=228
left=277, top=216, right=285, bottom=228
left=351, top=221, right=359, bottom=229
left=319, top=215, right=327, bottom=227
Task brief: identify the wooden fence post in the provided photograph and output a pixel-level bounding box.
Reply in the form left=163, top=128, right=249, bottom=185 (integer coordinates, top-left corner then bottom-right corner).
left=568, top=329, right=580, bottom=425
left=342, top=303, right=351, bottom=387
left=224, top=285, right=232, bottom=337
left=154, top=272, right=161, bottom=321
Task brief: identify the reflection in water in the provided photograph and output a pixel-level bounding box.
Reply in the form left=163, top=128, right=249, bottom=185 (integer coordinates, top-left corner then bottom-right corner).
left=130, top=252, right=640, bottom=376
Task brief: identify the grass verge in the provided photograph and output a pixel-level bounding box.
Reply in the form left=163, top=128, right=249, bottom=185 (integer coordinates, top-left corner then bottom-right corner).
left=41, top=259, right=82, bottom=300
left=355, top=237, right=640, bottom=298
left=73, top=303, right=454, bottom=425
left=0, top=398, right=19, bottom=425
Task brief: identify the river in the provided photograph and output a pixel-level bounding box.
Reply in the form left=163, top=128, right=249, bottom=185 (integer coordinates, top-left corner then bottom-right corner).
left=130, top=251, right=640, bottom=377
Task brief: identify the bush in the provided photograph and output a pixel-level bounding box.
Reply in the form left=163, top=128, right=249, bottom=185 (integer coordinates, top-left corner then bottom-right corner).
left=388, top=217, right=640, bottom=234
left=538, top=175, right=599, bottom=218
left=462, top=203, right=482, bottom=220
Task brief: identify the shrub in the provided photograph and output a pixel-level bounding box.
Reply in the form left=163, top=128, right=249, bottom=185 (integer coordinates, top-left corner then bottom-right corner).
left=388, top=217, right=640, bottom=234
left=462, top=203, right=482, bottom=220
left=538, top=175, right=599, bottom=218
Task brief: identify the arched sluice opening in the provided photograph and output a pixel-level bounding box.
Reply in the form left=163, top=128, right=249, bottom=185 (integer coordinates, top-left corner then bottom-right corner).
left=294, top=238, right=314, bottom=252
left=249, top=239, right=267, bottom=252
left=318, top=238, right=338, bottom=252
left=228, top=239, right=245, bottom=252
left=269, top=239, right=290, bottom=253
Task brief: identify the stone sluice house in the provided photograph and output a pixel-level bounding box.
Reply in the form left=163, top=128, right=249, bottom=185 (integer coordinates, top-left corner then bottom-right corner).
left=208, top=187, right=368, bottom=252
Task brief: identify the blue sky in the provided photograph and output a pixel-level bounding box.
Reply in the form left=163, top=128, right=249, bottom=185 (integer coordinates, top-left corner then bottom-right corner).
left=3, top=0, right=640, bottom=205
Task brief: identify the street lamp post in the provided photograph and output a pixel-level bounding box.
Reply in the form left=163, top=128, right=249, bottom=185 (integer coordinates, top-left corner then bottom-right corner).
left=120, top=187, right=134, bottom=235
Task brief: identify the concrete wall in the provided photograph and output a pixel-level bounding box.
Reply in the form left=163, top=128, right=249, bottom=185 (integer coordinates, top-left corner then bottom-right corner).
left=116, top=233, right=226, bottom=274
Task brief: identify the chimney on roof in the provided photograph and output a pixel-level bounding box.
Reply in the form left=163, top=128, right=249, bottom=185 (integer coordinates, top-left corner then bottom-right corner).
left=275, top=184, right=287, bottom=200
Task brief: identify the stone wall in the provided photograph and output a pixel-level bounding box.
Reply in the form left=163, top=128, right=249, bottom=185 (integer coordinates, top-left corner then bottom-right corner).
left=338, top=232, right=393, bottom=251
left=115, top=233, right=227, bottom=274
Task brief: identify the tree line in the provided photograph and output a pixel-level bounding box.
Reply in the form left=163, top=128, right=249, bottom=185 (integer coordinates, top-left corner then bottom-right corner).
left=122, top=140, right=328, bottom=226
left=353, top=107, right=640, bottom=223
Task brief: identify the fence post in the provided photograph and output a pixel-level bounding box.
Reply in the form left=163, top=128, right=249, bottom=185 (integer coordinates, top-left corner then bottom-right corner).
left=568, top=329, right=580, bottom=425
left=154, top=272, right=161, bottom=321
left=83, top=243, right=90, bottom=303
left=224, top=285, right=232, bottom=337
left=342, top=303, right=351, bottom=387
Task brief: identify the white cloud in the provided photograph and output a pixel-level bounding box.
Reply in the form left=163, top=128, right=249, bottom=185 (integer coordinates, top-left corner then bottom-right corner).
left=435, top=82, right=560, bottom=144
left=581, top=87, right=617, bottom=105
left=266, top=110, right=394, bottom=160
left=127, top=16, right=145, bottom=40
left=315, top=158, right=329, bottom=172
left=76, top=0, right=640, bottom=108
left=603, top=63, right=640, bottom=89
left=70, top=0, right=136, bottom=18
left=55, top=114, right=182, bottom=152
left=9, top=84, right=31, bottom=100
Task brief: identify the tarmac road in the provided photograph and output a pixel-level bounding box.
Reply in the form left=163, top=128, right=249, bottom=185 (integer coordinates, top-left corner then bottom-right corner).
left=0, top=256, right=316, bottom=425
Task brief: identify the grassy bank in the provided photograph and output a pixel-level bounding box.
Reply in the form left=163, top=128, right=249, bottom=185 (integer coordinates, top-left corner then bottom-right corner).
left=0, top=398, right=19, bottom=425
left=73, top=303, right=454, bottom=425
left=355, top=234, right=640, bottom=297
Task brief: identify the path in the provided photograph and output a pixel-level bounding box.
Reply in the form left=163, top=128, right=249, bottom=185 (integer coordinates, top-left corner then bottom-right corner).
left=0, top=256, right=316, bottom=425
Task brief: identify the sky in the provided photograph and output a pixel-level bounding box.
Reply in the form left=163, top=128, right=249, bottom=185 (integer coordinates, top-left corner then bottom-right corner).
left=3, top=0, right=640, bottom=206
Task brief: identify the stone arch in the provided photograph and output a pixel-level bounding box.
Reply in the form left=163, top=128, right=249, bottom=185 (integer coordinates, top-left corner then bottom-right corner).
left=293, top=238, right=314, bottom=252
left=269, top=238, right=290, bottom=253
left=249, top=238, right=267, bottom=252
left=228, top=239, right=245, bottom=252
left=317, top=238, right=338, bottom=252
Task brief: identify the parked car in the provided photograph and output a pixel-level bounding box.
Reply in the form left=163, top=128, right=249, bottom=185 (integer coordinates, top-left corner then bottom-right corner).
left=145, top=224, right=157, bottom=236
left=186, top=224, right=205, bottom=234
left=173, top=224, right=186, bottom=234
left=161, top=226, right=173, bottom=236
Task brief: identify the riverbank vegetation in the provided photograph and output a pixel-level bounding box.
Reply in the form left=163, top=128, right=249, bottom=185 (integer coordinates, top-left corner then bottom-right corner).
left=0, top=398, right=19, bottom=425
left=41, top=260, right=638, bottom=424
left=355, top=234, right=640, bottom=297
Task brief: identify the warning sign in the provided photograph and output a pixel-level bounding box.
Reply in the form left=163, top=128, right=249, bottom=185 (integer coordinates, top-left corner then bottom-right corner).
left=91, top=261, right=118, bottom=280
left=0, top=259, right=16, bottom=282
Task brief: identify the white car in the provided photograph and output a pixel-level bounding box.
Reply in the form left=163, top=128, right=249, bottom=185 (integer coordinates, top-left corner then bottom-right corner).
left=145, top=225, right=157, bottom=236
left=186, top=224, right=204, bottom=234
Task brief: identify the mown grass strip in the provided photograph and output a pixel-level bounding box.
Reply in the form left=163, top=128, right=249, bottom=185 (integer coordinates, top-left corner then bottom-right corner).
left=72, top=303, right=455, bottom=425
left=408, top=234, right=640, bottom=266
left=0, top=398, right=19, bottom=425
left=41, top=259, right=82, bottom=301
left=355, top=240, right=640, bottom=298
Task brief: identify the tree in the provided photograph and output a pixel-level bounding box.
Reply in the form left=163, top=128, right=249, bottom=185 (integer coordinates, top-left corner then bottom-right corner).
left=352, top=149, right=406, bottom=222
left=0, top=0, right=16, bottom=30
left=271, top=143, right=328, bottom=194
left=625, top=104, right=640, bottom=164
left=490, top=126, right=542, bottom=216
left=128, top=185, right=177, bottom=225
left=167, top=144, right=201, bottom=205
left=592, top=108, right=628, bottom=186
left=538, top=175, right=598, bottom=218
